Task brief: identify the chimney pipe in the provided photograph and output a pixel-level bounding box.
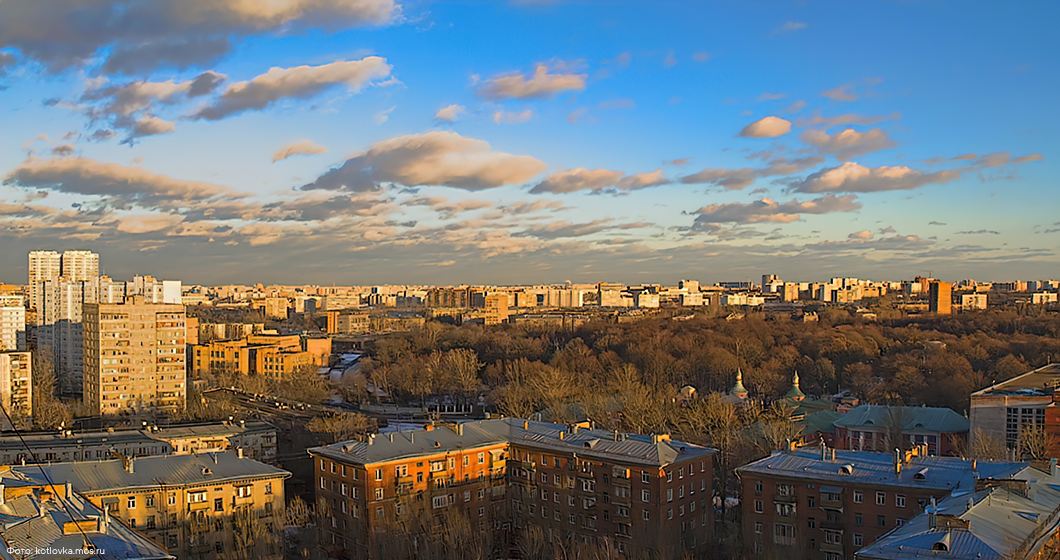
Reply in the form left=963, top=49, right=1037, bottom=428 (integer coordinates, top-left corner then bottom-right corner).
left=559, top=432, right=565, bottom=440
left=523, top=421, right=529, bottom=430
left=458, top=424, right=463, bottom=436
left=895, top=448, right=902, bottom=474
left=237, top=448, right=244, bottom=459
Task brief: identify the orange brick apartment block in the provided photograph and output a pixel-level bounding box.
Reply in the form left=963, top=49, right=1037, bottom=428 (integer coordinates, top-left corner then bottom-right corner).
left=310, top=418, right=715, bottom=560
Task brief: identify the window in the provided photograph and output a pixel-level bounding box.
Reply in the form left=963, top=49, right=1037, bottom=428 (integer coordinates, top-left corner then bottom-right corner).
left=146, top=515, right=155, bottom=529
left=825, top=530, right=842, bottom=544
left=808, top=517, right=816, bottom=529
left=755, top=522, right=763, bottom=534
left=375, top=469, right=383, bottom=481
left=375, top=488, right=384, bottom=501
left=896, top=495, right=906, bottom=508
left=777, top=483, right=796, bottom=496
left=667, top=471, right=673, bottom=482
left=668, top=509, right=673, bottom=520
left=853, top=491, right=863, bottom=504
left=667, top=489, right=673, bottom=502
left=569, top=496, right=576, bottom=507
left=188, top=491, right=207, bottom=503
left=582, top=479, right=596, bottom=492
left=754, top=500, right=764, bottom=514
left=127, top=496, right=136, bottom=509
left=478, top=489, right=484, bottom=499
left=542, top=490, right=548, bottom=501
left=877, top=515, right=886, bottom=527
left=642, top=490, right=651, bottom=503
left=755, top=480, right=763, bottom=493
left=614, top=486, right=630, bottom=499
left=463, top=456, right=469, bottom=467
left=341, top=483, right=348, bottom=496
left=432, top=495, right=449, bottom=509
left=237, top=485, right=252, bottom=498
left=341, top=465, right=347, bottom=477
left=876, top=492, right=886, bottom=506
left=678, top=468, right=684, bottom=479
left=853, top=534, right=863, bottom=547
left=478, top=452, right=485, bottom=464
left=569, top=514, right=576, bottom=524
left=145, top=495, right=154, bottom=508
left=643, top=510, right=650, bottom=521
left=431, top=461, right=445, bottom=472
left=395, top=464, right=408, bottom=477
left=808, top=495, right=816, bottom=508
left=679, top=486, right=685, bottom=498
left=773, top=523, right=796, bottom=545
left=541, top=473, right=548, bottom=483
left=214, top=498, right=223, bottom=512
left=897, top=518, right=905, bottom=527
left=642, top=471, right=650, bottom=483
left=855, top=514, right=863, bottom=525
left=320, top=477, right=327, bottom=489
left=265, top=482, right=273, bottom=495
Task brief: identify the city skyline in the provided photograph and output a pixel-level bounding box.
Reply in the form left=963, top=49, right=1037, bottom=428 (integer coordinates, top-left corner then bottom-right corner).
left=1, top=1, right=1057, bottom=285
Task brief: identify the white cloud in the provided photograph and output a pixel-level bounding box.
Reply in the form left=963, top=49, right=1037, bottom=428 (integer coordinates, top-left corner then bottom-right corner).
left=780, top=22, right=807, bottom=31
left=272, top=140, right=329, bottom=162
left=693, top=194, right=861, bottom=224
left=757, top=92, right=787, bottom=102
left=692, top=52, right=710, bottom=63
left=789, top=162, right=961, bottom=193
left=435, top=104, right=465, bottom=122
left=191, top=57, right=392, bottom=120
left=681, top=156, right=824, bottom=190
left=530, top=168, right=669, bottom=194
left=739, top=116, right=792, bottom=138
left=374, top=105, right=396, bottom=124
left=302, top=131, right=547, bottom=192
left=799, top=128, right=897, bottom=160
left=476, top=62, right=586, bottom=100
left=493, top=109, right=533, bottom=124
left=848, top=230, right=874, bottom=240
left=821, top=85, right=858, bottom=101
left=0, top=0, right=399, bottom=72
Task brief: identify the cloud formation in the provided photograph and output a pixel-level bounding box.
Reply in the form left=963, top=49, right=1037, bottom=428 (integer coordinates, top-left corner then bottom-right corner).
left=4, top=157, right=238, bottom=211
left=530, top=168, right=668, bottom=194
left=302, top=131, right=547, bottom=192
left=0, top=0, right=399, bottom=72
left=800, top=128, right=897, bottom=160
left=693, top=194, right=861, bottom=224
left=821, top=85, right=858, bottom=101
left=493, top=109, right=533, bottom=124
left=191, top=57, right=391, bottom=120
left=435, top=104, right=465, bottom=122
left=739, top=116, right=792, bottom=138
left=790, top=162, right=961, bottom=193
left=681, top=156, right=824, bottom=190
left=476, top=62, right=586, bottom=100
left=272, top=140, right=328, bottom=162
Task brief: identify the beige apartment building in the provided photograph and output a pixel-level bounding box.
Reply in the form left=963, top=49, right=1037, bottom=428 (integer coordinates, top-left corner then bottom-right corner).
left=0, top=351, right=32, bottom=430
left=191, top=333, right=330, bottom=380
left=83, top=296, right=187, bottom=416
left=15, top=451, right=290, bottom=560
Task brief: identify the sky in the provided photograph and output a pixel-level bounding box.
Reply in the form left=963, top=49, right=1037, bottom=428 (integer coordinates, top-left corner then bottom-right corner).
left=0, top=0, right=1057, bottom=286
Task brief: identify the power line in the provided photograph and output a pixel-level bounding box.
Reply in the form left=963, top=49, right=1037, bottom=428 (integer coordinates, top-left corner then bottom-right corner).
left=0, top=400, right=106, bottom=560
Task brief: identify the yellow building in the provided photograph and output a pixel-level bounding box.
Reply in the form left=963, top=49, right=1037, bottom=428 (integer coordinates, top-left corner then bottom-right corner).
left=0, top=351, right=32, bottom=430
left=83, top=296, right=187, bottom=416
left=483, top=294, right=509, bottom=325
left=17, top=451, right=290, bottom=560
left=929, top=281, right=953, bottom=314
left=191, top=333, right=329, bottom=379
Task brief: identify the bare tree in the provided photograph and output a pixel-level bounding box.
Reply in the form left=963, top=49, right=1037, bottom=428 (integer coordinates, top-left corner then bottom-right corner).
left=306, top=413, right=374, bottom=443
left=1017, top=424, right=1050, bottom=461
left=962, top=428, right=1008, bottom=461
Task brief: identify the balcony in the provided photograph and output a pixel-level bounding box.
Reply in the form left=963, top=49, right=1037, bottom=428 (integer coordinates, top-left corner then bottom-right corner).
left=508, top=459, right=536, bottom=471
left=821, top=520, right=844, bottom=531
left=821, top=496, right=843, bottom=508
left=820, top=542, right=844, bottom=554
left=773, top=536, right=796, bottom=547
left=774, top=494, right=797, bottom=504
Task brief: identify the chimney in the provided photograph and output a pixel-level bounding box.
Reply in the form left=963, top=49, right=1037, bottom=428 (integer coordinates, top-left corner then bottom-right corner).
left=66, top=481, right=72, bottom=498
left=894, top=448, right=902, bottom=474
left=613, top=431, right=620, bottom=442
left=830, top=449, right=836, bottom=461
left=212, top=453, right=218, bottom=464
left=972, top=459, right=978, bottom=471
left=388, top=433, right=394, bottom=443
left=0, top=483, right=5, bottom=506
left=571, top=425, right=579, bottom=434
left=820, top=443, right=828, bottom=461
left=523, top=421, right=529, bottom=430
left=368, top=434, right=375, bottom=446
left=559, top=431, right=565, bottom=440
left=237, top=448, right=244, bottom=459
left=125, top=457, right=134, bottom=474
left=457, top=424, right=463, bottom=437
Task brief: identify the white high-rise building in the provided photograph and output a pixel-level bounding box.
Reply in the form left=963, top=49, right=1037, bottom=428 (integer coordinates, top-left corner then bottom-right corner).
left=36, top=279, right=97, bottom=395
left=61, top=250, right=100, bottom=282
left=28, top=251, right=61, bottom=311
left=0, top=295, right=27, bottom=352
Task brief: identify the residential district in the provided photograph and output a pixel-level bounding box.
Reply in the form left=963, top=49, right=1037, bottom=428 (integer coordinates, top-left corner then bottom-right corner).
left=0, top=250, right=1059, bottom=560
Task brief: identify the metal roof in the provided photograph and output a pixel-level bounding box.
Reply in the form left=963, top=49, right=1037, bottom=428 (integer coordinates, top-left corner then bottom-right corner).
left=833, top=405, right=970, bottom=434
left=736, top=448, right=1025, bottom=492
left=856, top=468, right=1060, bottom=560
left=310, top=418, right=715, bottom=468
left=0, top=489, right=172, bottom=560
left=7, top=451, right=289, bottom=494
left=0, top=420, right=274, bottom=452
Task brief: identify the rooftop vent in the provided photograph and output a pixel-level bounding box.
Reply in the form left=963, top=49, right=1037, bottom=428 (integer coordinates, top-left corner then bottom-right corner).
left=915, top=468, right=929, bottom=480
left=202, top=467, right=212, bottom=476
left=839, top=465, right=854, bottom=475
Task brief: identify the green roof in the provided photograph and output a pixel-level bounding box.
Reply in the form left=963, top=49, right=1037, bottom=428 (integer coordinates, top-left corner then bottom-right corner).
left=833, top=404, right=970, bottom=434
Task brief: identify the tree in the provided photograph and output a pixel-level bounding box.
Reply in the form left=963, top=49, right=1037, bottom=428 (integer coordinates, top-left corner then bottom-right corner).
left=306, top=413, right=374, bottom=443
left=1017, top=424, right=1050, bottom=461
left=963, top=428, right=1008, bottom=461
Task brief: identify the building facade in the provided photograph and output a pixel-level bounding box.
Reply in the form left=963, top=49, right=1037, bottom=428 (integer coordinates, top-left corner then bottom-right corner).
left=832, top=405, right=969, bottom=456
left=928, top=281, right=952, bottom=314
left=15, top=451, right=289, bottom=560
left=737, top=446, right=1024, bottom=560
left=970, top=363, right=1060, bottom=452
left=310, top=418, right=715, bottom=560
left=0, top=351, right=32, bottom=430
left=83, top=296, right=187, bottom=415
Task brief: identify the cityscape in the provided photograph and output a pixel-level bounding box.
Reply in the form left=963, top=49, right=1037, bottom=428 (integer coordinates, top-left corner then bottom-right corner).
left=0, top=2, right=1058, bottom=560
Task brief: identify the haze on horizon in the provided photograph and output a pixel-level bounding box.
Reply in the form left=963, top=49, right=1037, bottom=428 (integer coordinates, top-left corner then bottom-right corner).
left=0, top=0, right=1056, bottom=285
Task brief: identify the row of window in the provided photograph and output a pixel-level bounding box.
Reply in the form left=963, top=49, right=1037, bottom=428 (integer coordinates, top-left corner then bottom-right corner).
left=755, top=481, right=911, bottom=507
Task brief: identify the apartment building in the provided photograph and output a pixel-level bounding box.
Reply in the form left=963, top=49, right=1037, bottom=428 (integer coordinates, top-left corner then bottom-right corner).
left=832, top=405, right=969, bottom=456
left=0, top=420, right=277, bottom=464
left=960, top=293, right=988, bottom=310
left=736, top=445, right=1025, bottom=560
left=0, top=295, right=25, bottom=352
left=191, top=333, right=329, bottom=379
left=310, top=418, right=715, bottom=560
left=484, top=294, right=509, bottom=325
left=970, top=363, right=1060, bottom=451
left=0, top=468, right=174, bottom=560
left=61, top=250, right=101, bottom=281
left=13, top=451, right=290, bottom=560
left=855, top=463, right=1060, bottom=560
left=0, top=351, right=32, bottom=430
left=82, top=296, right=187, bottom=415
left=929, top=281, right=952, bottom=314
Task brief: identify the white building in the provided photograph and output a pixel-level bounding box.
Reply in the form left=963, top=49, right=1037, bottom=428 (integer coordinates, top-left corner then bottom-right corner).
left=1031, top=292, right=1058, bottom=304
left=961, top=293, right=988, bottom=310
left=0, top=295, right=26, bottom=351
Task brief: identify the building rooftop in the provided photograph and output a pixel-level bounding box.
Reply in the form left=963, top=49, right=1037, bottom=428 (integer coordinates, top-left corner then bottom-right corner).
left=856, top=467, right=1060, bottom=560
left=0, top=483, right=172, bottom=560
left=0, top=421, right=274, bottom=452
left=8, top=451, right=289, bottom=494
left=834, top=405, right=970, bottom=434
left=310, top=418, right=715, bottom=468
left=971, top=363, right=1060, bottom=398
left=736, top=447, right=1025, bottom=492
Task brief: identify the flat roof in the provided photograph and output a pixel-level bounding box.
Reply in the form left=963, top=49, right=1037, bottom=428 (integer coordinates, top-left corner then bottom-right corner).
left=972, top=363, right=1060, bottom=398
left=736, top=448, right=1025, bottom=492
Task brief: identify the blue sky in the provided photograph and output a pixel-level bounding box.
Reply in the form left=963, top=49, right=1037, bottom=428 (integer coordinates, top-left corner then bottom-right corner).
left=0, top=0, right=1056, bottom=285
